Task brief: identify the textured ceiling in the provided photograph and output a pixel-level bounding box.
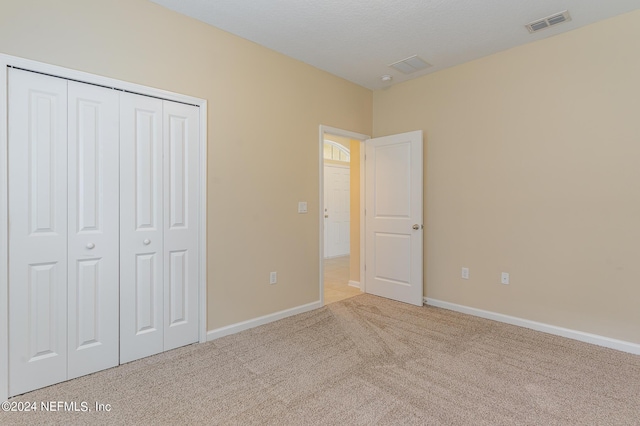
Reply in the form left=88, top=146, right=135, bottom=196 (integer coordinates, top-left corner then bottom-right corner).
left=149, top=0, right=639, bottom=90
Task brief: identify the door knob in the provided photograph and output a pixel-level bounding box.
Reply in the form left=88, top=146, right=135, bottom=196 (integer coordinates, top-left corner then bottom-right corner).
left=143, top=239, right=151, bottom=245
left=412, top=224, right=420, bottom=230
left=86, top=243, right=95, bottom=249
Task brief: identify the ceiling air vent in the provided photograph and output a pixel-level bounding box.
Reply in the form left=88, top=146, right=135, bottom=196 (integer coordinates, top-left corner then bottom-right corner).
left=526, top=10, right=571, bottom=33
left=389, top=55, right=432, bottom=74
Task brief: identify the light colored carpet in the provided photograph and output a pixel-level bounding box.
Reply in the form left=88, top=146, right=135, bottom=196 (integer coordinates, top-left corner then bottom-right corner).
left=2, top=294, right=639, bottom=425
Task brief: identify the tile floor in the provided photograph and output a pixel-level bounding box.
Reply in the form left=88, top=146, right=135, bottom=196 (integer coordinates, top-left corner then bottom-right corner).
left=324, top=255, right=362, bottom=304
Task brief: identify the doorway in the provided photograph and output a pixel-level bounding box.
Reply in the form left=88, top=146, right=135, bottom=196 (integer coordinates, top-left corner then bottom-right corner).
left=319, top=126, right=368, bottom=305
left=319, top=126, right=424, bottom=308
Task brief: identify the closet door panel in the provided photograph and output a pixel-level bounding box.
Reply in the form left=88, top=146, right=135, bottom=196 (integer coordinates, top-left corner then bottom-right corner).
left=120, top=92, right=164, bottom=363
left=67, top=81, right=120, bottom=379
left=163, top=101, right=199, bottom=350
left=8, top=69, right=68, bottom=395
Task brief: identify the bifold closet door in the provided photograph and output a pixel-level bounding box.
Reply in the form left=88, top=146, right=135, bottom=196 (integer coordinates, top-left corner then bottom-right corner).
left=163, top=100, right=200, bottom=351
left=120, top=95, right=200, bottom=363
left=8, top=70, right=119, bottom=395
left=119, top=93, right=165, bottom=364
left=8, top=67, right=201, bottom=395
left=66, top=81, right=120, bottom=379
left=8, top=69, right=69, bottom=396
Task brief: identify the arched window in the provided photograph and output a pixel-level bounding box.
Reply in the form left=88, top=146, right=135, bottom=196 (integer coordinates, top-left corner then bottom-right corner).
left=323, top=140, right=350, bottom=162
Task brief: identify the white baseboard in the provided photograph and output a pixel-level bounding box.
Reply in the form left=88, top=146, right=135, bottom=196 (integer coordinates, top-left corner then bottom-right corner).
left=425, top=297, right=640, bottom=356
left=348, top=280, right=360, bottom=289
left=207, top=300, right=323, bottom=341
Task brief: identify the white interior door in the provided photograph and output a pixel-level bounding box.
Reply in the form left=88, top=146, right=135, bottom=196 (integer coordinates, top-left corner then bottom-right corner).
left=8, top=69, right=69, bottom=395
left=67, top=81, right=120, bottom=379
left=163, top=100, right=200, bottom=351
left=365, top=130, right=423, bottom=306
left=324, top=164, right=350, bottom=258
left=119, top=92, right=164, bottom=364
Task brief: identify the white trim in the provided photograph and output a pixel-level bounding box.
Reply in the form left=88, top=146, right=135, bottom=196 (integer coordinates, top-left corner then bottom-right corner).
left=4, top=56, right=204, bottom=106
left=318, top=125, right=370, bottom=307
left=0, top=54, right=209, bottom=400
left=425, top=298, right=640, bottom=355
left=320, top=125, right=370, bottom=141
left=348, top=280, right=361, bottom=290
left=198, top=101, right=208, bottom=344
left=318, top=130, right=325, bottom=307
left=207, top=300, right=323, bottom=341
left=359, top=138, right=366, bottom=293
left=0, top=59, right=8, bottom=404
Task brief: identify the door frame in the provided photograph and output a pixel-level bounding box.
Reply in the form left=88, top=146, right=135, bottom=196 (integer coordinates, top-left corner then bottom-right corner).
left=318, top=125, right=369, bottom=306
left=0, top=54, right=209, bottom=402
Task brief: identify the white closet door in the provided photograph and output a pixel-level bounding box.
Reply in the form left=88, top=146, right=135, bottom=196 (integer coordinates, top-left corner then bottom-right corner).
left=119, top=92, right=164, bottom=364
left=8, top=69, right=68, bottom=395
left=163, top=101, right=199, bottom=350
left=67, top=81, right=120, bottom=378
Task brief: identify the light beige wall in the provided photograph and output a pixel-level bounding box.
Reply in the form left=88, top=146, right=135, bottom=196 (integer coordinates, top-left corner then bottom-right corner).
left=373, top=10, right=640, bottom=344
left=0, top=0, right=372, bottom=330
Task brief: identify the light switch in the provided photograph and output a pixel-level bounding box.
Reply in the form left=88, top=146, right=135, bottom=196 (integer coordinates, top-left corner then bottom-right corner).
left=461, top=267, right=469, bottom=280
left=298, top=201, right=308, bottom=214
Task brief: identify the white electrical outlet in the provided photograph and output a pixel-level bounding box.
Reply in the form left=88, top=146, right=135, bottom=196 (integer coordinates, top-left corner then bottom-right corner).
left=501, top=272, right=510, bottom=285
left=270, top=271, right=277, bottom=284
left=461, top=267, right=469, bottom=280
left=298, top=202, right=308, bottom=214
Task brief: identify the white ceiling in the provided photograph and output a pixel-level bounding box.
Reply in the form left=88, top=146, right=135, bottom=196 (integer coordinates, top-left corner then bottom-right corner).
left=149, top=0, right=639, bottom=90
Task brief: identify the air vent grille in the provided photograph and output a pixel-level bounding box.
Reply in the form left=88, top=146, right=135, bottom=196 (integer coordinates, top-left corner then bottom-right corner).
left=526, top=10, right=571, bottom=33
left=389, top=55, right=432, bottom=74
left=529, top=20, right=549, bottom=32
